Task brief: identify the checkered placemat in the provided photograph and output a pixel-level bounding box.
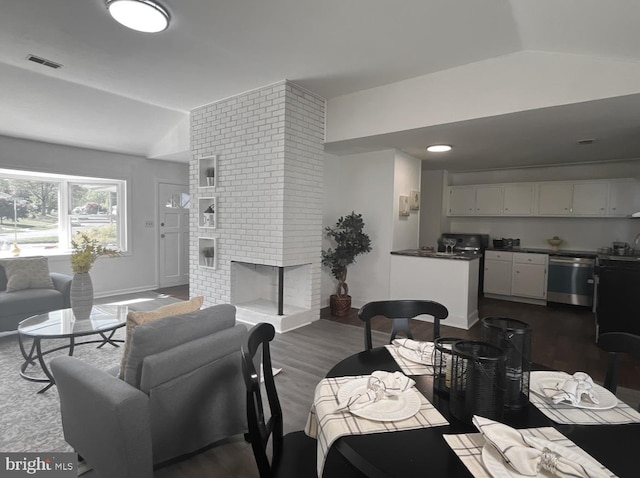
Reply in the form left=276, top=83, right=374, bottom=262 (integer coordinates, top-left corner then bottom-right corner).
left=443, top=427, right=616, bottom=478
left=384, top=343, right=434, bottom=375
left=530, top=371, right=640, bottom=425
left=305, top=375, right=448, bottom=477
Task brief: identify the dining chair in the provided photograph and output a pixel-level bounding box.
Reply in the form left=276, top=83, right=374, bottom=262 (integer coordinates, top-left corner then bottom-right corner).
left=597, top=332, right=640, bottom=404
left=241, top=322, right=366, bottom=478
left=358, top=300, right=449, bottom=351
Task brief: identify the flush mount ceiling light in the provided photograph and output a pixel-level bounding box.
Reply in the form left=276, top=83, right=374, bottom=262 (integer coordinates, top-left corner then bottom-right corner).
left=426, top=144, right=452, bottom=153
left=106, top=0, right=170, bottom=33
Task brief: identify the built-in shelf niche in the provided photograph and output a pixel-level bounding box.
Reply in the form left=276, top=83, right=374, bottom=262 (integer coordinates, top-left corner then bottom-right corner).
left=198, top=155, right=217, bottom=189
left=198, top=237, right=217, bottom=269
left=198, top=197, right=217, bottom=229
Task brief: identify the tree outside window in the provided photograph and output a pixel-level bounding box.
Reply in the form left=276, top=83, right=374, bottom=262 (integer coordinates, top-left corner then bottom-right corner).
left=0, top=170, right=126, bottom=257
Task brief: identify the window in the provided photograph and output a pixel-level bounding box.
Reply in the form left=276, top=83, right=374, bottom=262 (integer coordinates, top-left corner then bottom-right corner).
left=0, top=169, right=126, bottom=258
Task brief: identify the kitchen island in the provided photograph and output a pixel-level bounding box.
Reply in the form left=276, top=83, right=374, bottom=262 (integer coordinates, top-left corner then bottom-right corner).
left=389, top=250, right=480, bottom=329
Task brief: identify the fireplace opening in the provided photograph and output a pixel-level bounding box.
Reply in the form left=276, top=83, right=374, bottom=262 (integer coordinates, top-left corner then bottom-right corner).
left=230, top=261, right=311, bottom=318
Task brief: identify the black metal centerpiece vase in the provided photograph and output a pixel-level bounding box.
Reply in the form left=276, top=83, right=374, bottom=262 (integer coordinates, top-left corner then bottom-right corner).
left=69, top=232, right=120, bottom=320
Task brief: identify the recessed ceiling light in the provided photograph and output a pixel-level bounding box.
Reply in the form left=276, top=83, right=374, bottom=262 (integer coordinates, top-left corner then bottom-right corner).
left=106, top=0, right=170, bottom=33
left=426, top=144, right=452, bottom=153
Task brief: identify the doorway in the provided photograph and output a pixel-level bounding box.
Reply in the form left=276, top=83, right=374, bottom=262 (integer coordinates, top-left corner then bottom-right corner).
left=158, top=183, right=190, bottom=288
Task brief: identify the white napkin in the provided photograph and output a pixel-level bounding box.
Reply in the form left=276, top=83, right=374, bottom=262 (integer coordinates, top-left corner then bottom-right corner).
left=541, top=372, right=600, bottom=406
left=336, top=371, right=415, bottom=411
left=473, top=415, right=608, bottom=478
left=393, top=338, right=433, bottom=359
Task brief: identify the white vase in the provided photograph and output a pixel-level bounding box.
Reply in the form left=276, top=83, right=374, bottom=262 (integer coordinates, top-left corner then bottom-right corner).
left=70, top=272, right=94, bottom=319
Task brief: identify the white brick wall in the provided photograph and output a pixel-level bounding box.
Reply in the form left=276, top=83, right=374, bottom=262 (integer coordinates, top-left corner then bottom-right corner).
left=190, top=81, right=325, bottom=328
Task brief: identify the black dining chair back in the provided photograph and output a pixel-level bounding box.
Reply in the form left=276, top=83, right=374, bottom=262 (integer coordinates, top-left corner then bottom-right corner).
left=242, top=323, right=281, bottom=477
left=241, top=323, right=319, bottom=478
left=597, top=332, right=640, bottom=397
left=358, top=300, right=449, bottom=351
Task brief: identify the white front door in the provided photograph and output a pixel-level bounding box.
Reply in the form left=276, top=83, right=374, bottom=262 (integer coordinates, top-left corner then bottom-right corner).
left=158, top=183, right=190, bottom=287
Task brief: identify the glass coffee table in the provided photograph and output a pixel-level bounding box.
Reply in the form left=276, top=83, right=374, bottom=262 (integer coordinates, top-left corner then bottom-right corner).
left=18, top=305, right=128, bottom=393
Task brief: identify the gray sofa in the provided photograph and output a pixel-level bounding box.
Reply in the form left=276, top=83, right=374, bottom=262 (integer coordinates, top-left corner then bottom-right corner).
left=0, top=263, right=72, bottom=332
left=50, top=304, right=248, bottom=478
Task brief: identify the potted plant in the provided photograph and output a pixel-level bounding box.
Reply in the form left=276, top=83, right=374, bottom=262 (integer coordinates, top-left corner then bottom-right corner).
left=322, top=212, right=372, bottom=316
left=205, top=167, right=215, bottom=186
left=70, top=232, right=120, bottom=318
left=202, top=246, right=216, bottom=267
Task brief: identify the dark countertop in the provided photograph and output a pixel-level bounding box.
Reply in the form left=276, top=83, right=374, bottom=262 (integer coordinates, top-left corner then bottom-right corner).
left=597, top=252, right=640, bottom=263
left=390, top=249, right=479, bottom=261
left=486, top=247, right=597, bottom=258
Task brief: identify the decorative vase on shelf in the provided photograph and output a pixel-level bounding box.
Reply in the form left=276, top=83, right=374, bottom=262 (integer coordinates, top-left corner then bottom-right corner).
left=70, top=272, right=94, bottom=320
left=205, top=167, right=215, bottom=186
left=202, top=246, right=215, bottom=267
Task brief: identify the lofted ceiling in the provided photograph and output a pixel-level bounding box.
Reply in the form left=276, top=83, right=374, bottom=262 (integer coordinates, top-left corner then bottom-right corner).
left=1, top=0, right=640, bottom=170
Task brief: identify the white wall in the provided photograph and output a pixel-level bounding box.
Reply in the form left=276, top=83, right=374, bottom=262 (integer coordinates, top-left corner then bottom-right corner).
left=392, top=151, right=421, bottom=250
left=326, top=51, right=640, bottom=144
left=322, top=149, right=421, bottom=308
left=446, top=160, right=640, bottom=251
left=419, top=169, right=446, bottom=249
left=448, top=160, right=640, bottom=185
left=450, top=216, right=639, bottom=251
left=322, top=150, right=395, bottom=308
left=0, top=135, right=188, bottom=296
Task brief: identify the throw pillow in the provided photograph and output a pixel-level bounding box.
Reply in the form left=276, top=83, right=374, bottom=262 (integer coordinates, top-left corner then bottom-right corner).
left=0, top=256, right=54, bottom=292
left=119, top=296, right=205, bottom=378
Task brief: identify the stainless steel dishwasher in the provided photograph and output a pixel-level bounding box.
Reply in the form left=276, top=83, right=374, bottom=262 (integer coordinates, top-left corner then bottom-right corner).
left=546, top=256, right=595, bottom=307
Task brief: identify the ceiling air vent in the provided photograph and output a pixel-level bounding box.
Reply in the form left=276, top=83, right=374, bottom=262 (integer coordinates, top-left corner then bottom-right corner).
left=26, top=54, right=62, bottom=69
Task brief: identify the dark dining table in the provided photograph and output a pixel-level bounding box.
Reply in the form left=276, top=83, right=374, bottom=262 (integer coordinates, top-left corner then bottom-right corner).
left=322, top=347, right=640, bottom=478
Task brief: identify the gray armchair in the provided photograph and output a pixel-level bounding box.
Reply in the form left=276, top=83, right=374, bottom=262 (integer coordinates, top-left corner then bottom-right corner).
left=51, top=304, right=248, bottom=477
left=0, top=263, right=72, bottom=332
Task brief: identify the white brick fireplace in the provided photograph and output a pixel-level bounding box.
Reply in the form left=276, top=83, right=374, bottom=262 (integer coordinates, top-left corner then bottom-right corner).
left=190, top=81, right=325, bottom=332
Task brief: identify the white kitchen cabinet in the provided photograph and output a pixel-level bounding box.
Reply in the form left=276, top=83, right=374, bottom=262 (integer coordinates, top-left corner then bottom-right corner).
left=608, top=180, right=640, bottom=216
left=572, top=182, right=608, bottom=216
left=511, top=253, right=548, bottom=299
left=448, top=186, right=476, bottom=215
left=484, top=251, right=548, bottom=303
left=448, top=178, right=637, bottom=217
left=483, top=251, right=513, bottom=296
left=503, top=184, right=535, bottom=216
left=475, top=185, right=503, bottom=215
left=537, top=182, right=573, bottom=215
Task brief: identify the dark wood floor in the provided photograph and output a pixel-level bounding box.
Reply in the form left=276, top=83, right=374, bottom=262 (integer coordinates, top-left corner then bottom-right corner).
left=322, top=297, right=640, bottom=391
left=156, top=285, right=639, bottom=390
